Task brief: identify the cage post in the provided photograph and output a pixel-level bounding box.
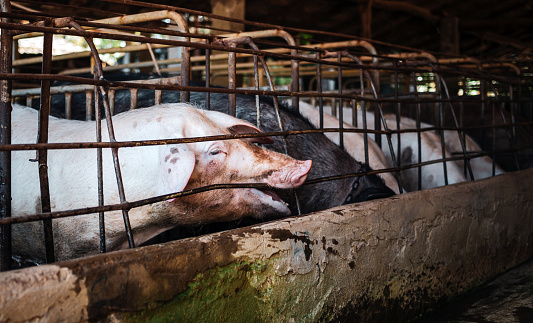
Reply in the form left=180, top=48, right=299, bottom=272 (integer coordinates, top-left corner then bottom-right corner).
left=337, top=51, right=344, bottom=150
left=37, top=18, right=56, bottom=263
left=0, top=0, right=12, bottom=271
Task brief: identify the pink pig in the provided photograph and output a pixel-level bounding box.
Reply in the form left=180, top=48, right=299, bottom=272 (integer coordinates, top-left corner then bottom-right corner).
left=11, top=103, right=311, bottom=262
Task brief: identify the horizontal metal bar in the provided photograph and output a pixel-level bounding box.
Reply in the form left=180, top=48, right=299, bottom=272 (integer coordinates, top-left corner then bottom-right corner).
left=0, top=143, right=524, bottom=227
left=2, top=119, right=531, bottom=152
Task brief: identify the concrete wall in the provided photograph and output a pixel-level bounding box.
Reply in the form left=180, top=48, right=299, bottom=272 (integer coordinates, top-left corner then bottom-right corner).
left=1, top=168, right=532, bottom=322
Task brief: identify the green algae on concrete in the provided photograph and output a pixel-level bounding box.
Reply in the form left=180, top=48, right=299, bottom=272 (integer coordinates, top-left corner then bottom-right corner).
left=121, top=259, right=277, bottom=323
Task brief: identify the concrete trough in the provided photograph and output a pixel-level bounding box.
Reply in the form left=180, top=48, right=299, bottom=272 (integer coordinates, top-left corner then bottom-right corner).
left=1, top=168, right=532, bottom=322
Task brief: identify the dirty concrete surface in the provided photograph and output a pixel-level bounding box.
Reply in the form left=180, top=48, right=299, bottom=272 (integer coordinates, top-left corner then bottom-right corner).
left=417, top=258, right=533, bottom=323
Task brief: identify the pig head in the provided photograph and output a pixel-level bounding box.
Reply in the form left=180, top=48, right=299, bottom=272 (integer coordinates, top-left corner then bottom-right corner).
left=11, top=103, right=311, bottom=262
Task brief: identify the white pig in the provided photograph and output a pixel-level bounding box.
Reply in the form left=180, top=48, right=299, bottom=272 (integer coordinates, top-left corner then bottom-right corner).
left=442, top=129, right=505, bottom=179
left=306, top=105, right=466, bottom=191
left=11, top=103, right=312, bottom=262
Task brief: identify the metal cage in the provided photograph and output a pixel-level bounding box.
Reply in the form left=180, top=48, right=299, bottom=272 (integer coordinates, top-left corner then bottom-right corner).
left=1, top=0, right=532, bottom=271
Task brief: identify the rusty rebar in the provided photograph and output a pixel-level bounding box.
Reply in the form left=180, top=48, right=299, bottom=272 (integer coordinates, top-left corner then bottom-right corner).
left=0, top=0, right=12, bottom=272
left=37, top=18, right=55, bottom=264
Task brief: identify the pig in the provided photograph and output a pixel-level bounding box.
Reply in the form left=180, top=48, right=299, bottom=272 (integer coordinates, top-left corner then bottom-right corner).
left=442, top=130, right=505, bottom=179
left=33, top=73, right=395, bottom=215
left=11, top=103, right=312, bottom=262
left=379, top=115, right=468, bottom=191
left=314, top=106, right=468, bottom=191
left=296, top=101, right=402, bottom=194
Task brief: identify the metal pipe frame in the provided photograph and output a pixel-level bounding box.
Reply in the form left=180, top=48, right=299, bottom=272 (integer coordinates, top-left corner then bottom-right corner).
left=0, top=0, right=12, bottom=271
left=0, top=1, right=531, bottom=269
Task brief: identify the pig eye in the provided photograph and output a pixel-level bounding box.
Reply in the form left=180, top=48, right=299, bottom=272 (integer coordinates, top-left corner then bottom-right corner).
left=210, top=149, right=222, bottom=155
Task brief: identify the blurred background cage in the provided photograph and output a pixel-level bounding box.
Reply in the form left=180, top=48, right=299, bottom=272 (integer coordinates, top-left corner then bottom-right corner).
left=0, top=0, right=532, bottom=271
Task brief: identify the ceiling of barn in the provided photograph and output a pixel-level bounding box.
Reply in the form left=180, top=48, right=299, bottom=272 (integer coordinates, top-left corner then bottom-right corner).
left=10, top=0, right=533, bottom=60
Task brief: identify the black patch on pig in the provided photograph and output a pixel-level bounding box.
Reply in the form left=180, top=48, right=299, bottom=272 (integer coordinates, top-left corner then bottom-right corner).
left=402, top=146, right=413, bottom=164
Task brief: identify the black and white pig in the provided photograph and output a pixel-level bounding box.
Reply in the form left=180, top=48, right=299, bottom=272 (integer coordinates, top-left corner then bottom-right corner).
left=11, top=103, right=312, bottom=262
left=37, top=73, right=395, bottom=215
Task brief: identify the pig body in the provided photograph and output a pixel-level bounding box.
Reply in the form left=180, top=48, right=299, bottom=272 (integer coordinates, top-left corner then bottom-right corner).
left=313, top=107, right=467, bottom=190
left=11, top=103, right=311, bottom=262
left=297, top=101, right=402, bottom=194
left=36, top=73, right=395, bottom=215
left=354, top=110, right=503, bottom=190
left=442, top=130, right=505, bottom=179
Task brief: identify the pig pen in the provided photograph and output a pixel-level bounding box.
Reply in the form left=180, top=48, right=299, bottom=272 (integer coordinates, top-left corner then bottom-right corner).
left=1, top=1, right=533, bottom=322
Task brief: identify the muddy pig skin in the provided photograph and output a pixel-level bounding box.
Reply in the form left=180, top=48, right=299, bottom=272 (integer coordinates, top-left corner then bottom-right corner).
left=37, top=73, right=395, bottom=215
left=11, top=103, right=311, bottom=262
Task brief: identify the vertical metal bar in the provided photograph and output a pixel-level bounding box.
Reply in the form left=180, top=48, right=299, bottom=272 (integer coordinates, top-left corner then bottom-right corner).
left=337, top=52, right=344, bottom=150
left=180, top=41, right=190, bottom=103
left=316, top=51, right=323, bottom=129
left=0, top=0, right=13, bottom=271
left=95, top=87, right=106, bottom=253
left=493, top=102, right=497, bottom=176
left=373, top=87, right=381, bottom=148
left=438, top=76, right=474, bottom=181
left=437, top=74, right=449, bottom=186
left=205, top=39, right=211, bottom=110
left=290, top=48, right=299, bottom=112
left=155, top=89, right=162, bottom=105
left=352, top=99, right=357, bottom=129
left=479, top=77, right=486, bottom=149
left=228, top=47, right=237, bottom=116
left=413, top=72, right=422, bottom=191
left=85, top=90, right=93, bottom=121
left=360, top=67, right=369, bottom=166
left=130, top=89, right=138, bottom=109
left=109, top=90, right=115, bottom=115
left=38, top=18, right=55, bottom=263
left=393, top=60, right=403, bottom=194
left=65, top=93, right=72, bottom=119
left=68, top=19, right=135, bottom=248
left=253, top=54, right=260, bottom=127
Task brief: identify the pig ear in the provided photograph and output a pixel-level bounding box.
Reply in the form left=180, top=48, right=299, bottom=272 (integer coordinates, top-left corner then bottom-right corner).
left=158, top=144, right=196, bottom=198
left=202, top=109, right=274, bottom=144
left=227, top=124, right=274, bottom=144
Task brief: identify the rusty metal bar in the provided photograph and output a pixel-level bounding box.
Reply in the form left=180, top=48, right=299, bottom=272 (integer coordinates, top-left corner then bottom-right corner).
left=37, top=18, right=55, bottom=264
left=130, top=89, right=138, bottom=109
left=392, top=60, right=404, bottom=194
left=3, top=121, right=525, bottom=151
left=316, top=51, right=324, bottom=129
left=64, top=18, right=136, bottom=249
left=85, top=90, right=93, bottom=121
left=227, top=43, right=237, bottom=116
left=94, top=86, right=106, bottom=254
left=337, top=51, right=344, bottom=151
left=412, top=72, right=423, bottom=191
left=253, top=54, right=260, bottom=127
left=205, top=39, right=211, bottom=110
left=0, top=0, right=12, bottom=271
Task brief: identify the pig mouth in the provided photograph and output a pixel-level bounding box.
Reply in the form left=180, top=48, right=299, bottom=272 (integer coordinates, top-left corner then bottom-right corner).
left=260, top=189, right=284, bottom=202
left=250, top=188, right=291, bottom=215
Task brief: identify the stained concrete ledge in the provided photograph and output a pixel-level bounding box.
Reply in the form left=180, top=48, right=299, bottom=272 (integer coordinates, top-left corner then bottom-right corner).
left=1, top=168, right=532, bottom=322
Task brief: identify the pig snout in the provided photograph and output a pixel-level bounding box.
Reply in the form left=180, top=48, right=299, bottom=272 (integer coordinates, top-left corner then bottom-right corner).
left=266, top=160, right=312, bottom=189
left=343, top=164, right=395, bottom=205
